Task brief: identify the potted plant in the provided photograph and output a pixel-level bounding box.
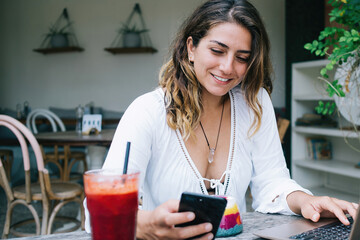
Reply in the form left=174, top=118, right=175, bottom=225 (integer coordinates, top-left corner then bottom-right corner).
left=45, top=22, right=73, bottom=48
left=304, top=0, right=360, bottom=120
left=119, top=23, right=148, bottom=48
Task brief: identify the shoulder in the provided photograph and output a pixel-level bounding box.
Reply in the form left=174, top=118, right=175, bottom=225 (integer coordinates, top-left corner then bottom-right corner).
left=119, top=88, right=166, bottom=126
left=126, top=88, right=165, bottom=115
left=128, top=88, right=164, bottom=109
left=230, top=87, right=272, bottom=107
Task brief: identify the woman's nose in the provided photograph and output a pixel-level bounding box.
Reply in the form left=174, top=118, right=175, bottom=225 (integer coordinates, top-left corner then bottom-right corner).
left=219, top=56, right=234, bottom=74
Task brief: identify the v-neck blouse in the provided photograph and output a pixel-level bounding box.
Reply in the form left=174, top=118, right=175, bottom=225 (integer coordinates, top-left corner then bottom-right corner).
left=102, top=87, right=311, bottom=214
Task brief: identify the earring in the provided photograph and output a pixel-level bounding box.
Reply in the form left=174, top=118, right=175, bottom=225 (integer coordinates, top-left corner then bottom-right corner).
left=189, top=54, right=194, bottom=62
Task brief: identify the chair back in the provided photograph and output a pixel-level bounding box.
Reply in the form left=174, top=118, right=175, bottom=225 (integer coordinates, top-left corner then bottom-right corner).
left=0, top=156, right=14, bottom=202
left=26, top=109, right=66, bottom=134
left=0, top=114, right=47, bottom=203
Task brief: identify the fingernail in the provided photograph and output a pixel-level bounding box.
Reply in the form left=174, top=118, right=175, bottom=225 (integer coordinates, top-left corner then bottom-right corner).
left=311, top=213, right=318, bottom=221
left=344, top=217, right=350, bottom=225
left=205, top=223, right=212, bottom=231
left=187, top=212, right=195, bottom=220
left=207, top=233, right=213, bottom=240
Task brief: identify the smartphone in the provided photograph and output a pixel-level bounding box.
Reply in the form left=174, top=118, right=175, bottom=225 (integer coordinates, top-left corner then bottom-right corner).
left=176, top=192, right=227, bottom=239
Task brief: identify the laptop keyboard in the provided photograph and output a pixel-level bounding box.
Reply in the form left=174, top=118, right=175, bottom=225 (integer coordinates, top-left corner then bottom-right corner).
left=290, top=217, right=353, bottom=240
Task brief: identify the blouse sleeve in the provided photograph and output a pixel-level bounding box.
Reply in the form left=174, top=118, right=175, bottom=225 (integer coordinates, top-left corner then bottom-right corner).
left=85, top=92, right=159, bottom=232
left=249, top=88, right=312, bottom=215
left=102, top=93, right=157, bottom=184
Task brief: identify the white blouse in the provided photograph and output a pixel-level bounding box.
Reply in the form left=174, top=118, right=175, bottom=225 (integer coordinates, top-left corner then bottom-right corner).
left=85, top=87, right=311, bottom=232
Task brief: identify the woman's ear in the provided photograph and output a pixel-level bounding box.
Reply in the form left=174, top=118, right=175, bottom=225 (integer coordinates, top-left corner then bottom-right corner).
left=187, top=37, right=195, bottom=62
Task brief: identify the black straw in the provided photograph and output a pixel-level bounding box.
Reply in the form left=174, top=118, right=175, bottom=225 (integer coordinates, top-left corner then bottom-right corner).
left=123, top=142, right=131, bottom=174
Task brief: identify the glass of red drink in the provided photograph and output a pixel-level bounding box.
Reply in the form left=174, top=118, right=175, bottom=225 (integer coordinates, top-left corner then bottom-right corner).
left=84, top=169, right=139, bottom=240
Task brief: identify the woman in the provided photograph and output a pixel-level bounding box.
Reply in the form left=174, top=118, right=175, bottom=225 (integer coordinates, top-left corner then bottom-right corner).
left=86, top=0, right=358, bottom=239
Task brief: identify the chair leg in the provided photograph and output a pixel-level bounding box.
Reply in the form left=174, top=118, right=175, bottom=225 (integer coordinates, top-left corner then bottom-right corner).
left=2, top=202, right=12, bottom=239
left=67, top=157, right=87, bottom=178
left=2, top=199, right=42, bottom=238
left=47, top=200, right=68, bottom=234
left=41, top=200, right=50, bottom=235
left=47, top=198, right=84, bottom=234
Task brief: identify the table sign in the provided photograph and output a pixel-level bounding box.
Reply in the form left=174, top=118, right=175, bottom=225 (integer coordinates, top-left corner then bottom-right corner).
left=82, top=114, right=102, bottom=135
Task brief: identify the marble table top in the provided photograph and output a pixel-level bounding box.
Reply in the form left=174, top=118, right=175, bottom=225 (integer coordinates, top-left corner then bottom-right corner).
left=11, top=212, right=302, bottom=240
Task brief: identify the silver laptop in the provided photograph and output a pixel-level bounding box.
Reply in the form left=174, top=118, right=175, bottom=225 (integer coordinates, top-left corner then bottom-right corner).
left=254, top=203, right=360, bottom=240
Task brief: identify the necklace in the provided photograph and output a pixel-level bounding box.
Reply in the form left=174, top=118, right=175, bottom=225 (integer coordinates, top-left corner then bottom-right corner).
left=199, top=100, right=225, bottom=164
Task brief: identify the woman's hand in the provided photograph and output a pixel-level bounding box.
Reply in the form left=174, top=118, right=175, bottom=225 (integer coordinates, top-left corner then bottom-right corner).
left=287, top=191, right=359, bottom=225
left=137, top=199, right=213, bottom=240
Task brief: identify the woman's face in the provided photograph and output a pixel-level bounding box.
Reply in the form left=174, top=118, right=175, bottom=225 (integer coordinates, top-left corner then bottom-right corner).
left=187, top=22, right=252, bottom=98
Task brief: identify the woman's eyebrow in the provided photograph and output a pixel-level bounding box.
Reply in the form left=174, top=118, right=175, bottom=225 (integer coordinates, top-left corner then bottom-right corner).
left=209, top=40, right=251, bottom=54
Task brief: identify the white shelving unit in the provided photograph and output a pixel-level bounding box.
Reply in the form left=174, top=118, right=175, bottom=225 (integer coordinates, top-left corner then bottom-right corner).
left=291, top=59, right=360, bottom=203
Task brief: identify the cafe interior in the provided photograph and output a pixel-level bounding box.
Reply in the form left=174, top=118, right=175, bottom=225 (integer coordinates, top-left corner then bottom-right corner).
left=0, top=0, right=359, bottom=239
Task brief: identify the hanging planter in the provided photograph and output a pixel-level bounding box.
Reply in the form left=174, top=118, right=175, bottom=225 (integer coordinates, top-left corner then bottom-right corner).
left=104, top=3, right=157, bottom=54
left=123, top=33, right=141, bottom=47
left=33, top=8, right=84, bottom=54
left=50, top=34, right=69, bottom=48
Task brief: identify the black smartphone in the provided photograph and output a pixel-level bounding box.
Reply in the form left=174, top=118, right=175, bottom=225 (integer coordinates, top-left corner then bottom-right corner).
left=176, top=192, right=227, bottom=239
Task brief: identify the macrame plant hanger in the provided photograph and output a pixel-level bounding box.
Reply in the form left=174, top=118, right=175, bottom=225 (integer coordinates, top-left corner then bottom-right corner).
left=105, top=3, right=157, bottom=54
left=34, top=8, right=83, bottom=54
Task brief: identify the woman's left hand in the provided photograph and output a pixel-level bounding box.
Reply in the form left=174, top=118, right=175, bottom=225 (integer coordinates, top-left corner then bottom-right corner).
left=287, top=191, right=358, bottom=225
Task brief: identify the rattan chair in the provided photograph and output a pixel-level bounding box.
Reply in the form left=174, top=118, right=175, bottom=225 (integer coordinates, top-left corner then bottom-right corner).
left=0, top=149, right=13, bottom=181
left=0, top=114, right=84, bottom=238
left=26, top=109, right=87, bottom=181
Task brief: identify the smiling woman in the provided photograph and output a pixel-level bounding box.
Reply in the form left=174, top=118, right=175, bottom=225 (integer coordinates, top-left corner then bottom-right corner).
left=83, top=0, right=358, bottom=239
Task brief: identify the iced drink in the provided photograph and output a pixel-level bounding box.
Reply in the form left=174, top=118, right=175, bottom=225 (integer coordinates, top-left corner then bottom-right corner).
left=84, top=170, right=139, bottom=240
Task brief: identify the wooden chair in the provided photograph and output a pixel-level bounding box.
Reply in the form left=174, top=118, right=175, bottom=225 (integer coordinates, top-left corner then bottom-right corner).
left=277, top=117, right=290, bottom=143
left=0, top=149, right=13, bottom=181
left=26, top=109, right=87, bottom=181
left=0, top=114, right=84, bottom=238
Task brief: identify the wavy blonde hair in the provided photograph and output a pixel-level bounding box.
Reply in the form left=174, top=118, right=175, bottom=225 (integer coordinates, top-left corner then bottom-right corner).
left=159, top=0, right=273, bottom=140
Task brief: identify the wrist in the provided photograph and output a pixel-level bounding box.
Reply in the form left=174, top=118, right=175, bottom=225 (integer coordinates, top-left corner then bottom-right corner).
left=286, top=191, right=312, bottom=214
left=136, top=210, right=151, bottom=239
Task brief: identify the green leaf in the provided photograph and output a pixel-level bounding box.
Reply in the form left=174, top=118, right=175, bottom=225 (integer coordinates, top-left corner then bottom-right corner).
left=351, top=29, right=359, bottom=37
left=326, top=63, right=334, bottom=70
left=304, top=43, right=313, bottom=50
left=328, top=102, right=336, bottom=115
left=315, top=49, right=322, bottom=56
left=339, top=36, right=347, bottom=42
left=338, top=89, right=345, bottom=97
left=312, top=40, right=319, bottom=47
left=315, top=101, right=324, bottom=114
left=322, top=107, right=328, bottom=115
left=320, top=68, right=328, bottom=77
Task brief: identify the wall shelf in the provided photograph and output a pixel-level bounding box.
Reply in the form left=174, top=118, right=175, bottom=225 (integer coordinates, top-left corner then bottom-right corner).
left=33, top=47, right=84, bottom=54
left=104, top=47, right=157, bottom=54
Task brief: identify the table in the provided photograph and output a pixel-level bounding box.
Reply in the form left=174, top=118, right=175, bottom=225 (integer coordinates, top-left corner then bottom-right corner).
left=35, top=129, right=115, bottom=147
left=35, top=129, right=116, bottom=180
left=10, top=212, right=302, bottom=239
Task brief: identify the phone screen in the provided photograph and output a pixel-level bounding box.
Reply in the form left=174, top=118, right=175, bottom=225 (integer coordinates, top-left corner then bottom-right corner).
left=176, top=192, right=227, bottom=238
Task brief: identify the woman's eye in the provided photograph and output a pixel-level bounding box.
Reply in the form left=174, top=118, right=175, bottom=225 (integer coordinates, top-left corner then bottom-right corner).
left=210, top=48, right=223, bottom=54
left=236, top=56, right=249, bottom=63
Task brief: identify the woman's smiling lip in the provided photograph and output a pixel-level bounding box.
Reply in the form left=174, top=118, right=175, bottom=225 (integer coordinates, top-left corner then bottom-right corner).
left=211, top=73, right=233, bottom=84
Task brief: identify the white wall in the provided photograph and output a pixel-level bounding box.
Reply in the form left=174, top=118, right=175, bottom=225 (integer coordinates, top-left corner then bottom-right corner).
left=0, top=0, right=285, bottom=112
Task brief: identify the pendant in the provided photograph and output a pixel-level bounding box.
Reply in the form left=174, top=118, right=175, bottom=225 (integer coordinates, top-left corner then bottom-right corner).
left=208, top=148, right=215, bottom=164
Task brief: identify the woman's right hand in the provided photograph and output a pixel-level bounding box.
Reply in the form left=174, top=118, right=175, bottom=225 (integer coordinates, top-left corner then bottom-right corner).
left=137, top=199, right=213, bottom=240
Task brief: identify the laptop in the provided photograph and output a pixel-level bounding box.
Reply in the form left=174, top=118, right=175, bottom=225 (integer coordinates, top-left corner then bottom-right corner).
left=254, top=203, right=360, bottom=240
